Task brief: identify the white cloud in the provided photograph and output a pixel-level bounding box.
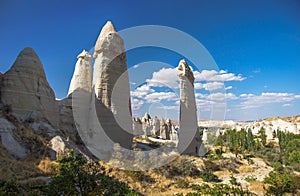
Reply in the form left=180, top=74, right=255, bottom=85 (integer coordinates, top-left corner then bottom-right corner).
left=226, top=93, right=239, bottom=100
left=239, top=92, right=300, bottom=109
left=219, top=70, right=227, bottom=74
left=225, top=86, right=233, bottom=90
left=131, top=84, right=154, bottom=98
left=133, top=64, right=140, bottom=69
left=194, top=82, right=224, bottom=90
left=208, top=92, right=238, bottom=101
left=138, top=67, right=244, bottom=91
left=144, top=92, right=177, bottom=103
left=157, top=105, right=179, bottom=110
left=194, top=69, right=245, bottom=82
left=131, top=98, right=144, bottom=110
left=204, top=82, right=224, bottom=90
left=130, top=67, right=246, bottom=116
left=146, top=68, right=179, bottom=88
left=194, top=83, right=203, bottom=89
left=282, top=103, right=292, bottom=107
left=209, top=93, right=226, bottom=101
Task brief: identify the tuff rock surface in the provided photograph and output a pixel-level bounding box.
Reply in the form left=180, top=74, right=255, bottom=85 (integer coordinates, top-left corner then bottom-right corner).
left=177, top=59, right=202, bottom=156
left=88, top=21, right=133, bottom=159
left=1, top=47, right=59, bottom=128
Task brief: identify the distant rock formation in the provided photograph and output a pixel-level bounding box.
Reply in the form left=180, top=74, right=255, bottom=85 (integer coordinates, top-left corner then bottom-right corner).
left=202, top=116, right=300, bottom=139
left=151, top=116, right=160, bottom=136
left=142, top=112, right=151, bottom=136
left=133, top=117, right=143, bottom=135
left=1, top=47, right=59, bottom=128
left=177, top=59, right=202, bottom=156
left=160, top=118, right=168, bottom=139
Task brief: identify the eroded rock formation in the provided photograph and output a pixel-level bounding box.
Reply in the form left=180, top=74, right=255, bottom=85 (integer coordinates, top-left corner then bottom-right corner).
left=177, top=59, right=201, bottom=156
left=68, top=50, right=92, bottom=96
left=91, top=21, right=133, bottom=154
left=1, top=47, right=59, bottom=128
left=59, top=50, right=92, bottom=143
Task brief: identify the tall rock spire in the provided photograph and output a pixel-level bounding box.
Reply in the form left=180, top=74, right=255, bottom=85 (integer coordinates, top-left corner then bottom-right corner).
left=91, top=21, right=133, bottom=154
left=94, top=21, right=118, bottom=57
left=177, top=59, right=202, bottom=156
left=1, top=47, right=59, bottom=128
left=68, top=50, right=92, bottom=96
left=93, top=21, right=127, bottom=106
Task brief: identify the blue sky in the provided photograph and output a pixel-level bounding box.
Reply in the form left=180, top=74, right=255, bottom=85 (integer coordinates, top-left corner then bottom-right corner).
left=0, top=0, right=300, bottom=121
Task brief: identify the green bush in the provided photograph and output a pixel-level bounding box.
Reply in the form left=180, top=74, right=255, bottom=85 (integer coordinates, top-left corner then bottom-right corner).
left=0, top=180, right=23, bottom=196
left=247, top=157, right=254, bottom=165
left=175, top=179, right=190, bottom=188
left=229, top=175, right=240, bottom=186
left=46, top=150, right=138, bottom=196
left=199, top=170, right=219, bottom=182
left=264, top=171, right=300, bottom=195
left=284, top=139, right=300, bottom=171
left=272, top=162, right=284, bottom=173
left=178, top=183, right=256, bottom=195
left=245, top=175, right=257, bottom=182
left=156, top=156, right=199, bottom=177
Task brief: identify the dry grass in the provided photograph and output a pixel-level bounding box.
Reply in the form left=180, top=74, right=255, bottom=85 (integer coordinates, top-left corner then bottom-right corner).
left=214, top=169, right=231, bottom=178
left=249, top=181, right=267, bottom=196
left=0, top=124, right=54, bottom=181
left=38, top=158, right=58, bottom=175
left=100, top=159, right=203, bottom=195
left=238, top=165, right=254, bottom=173
left=0, top=145, right=41, bottom=181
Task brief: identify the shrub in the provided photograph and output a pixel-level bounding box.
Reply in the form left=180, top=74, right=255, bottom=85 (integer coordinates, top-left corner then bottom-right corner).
left=245, top=175, right=257, bottom=182
left=156, top=156, right=199, bottom=177
left=124, top=170, right=154, bottom=183
left=199, top=170, right=219, bottom=182
left=272, top=162, right=284, bottom=173
left=264, top=171, right=300, bottom=195
left=184, top=183, right=256, bottom=195
left=46, top=150, right=137, bottom=196
left=247, top=157, right=254, bottom=165
left=175, top=179, right=190, bottom=188
left=229, top=175, right=240, bottom=186
left=0, top=179, right=23, bottom=195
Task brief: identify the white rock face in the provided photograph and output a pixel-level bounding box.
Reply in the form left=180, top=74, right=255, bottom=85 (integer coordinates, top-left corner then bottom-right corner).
left=133, top=117, right=143, bottom=135
left=68, top=50, right=92, bottom=96
left=88, top=21, right=133, bottom=157
left=151, top=116, right=160, bottom=136
left=1, top=48, right=59, bottom=128
left=199, top=117, right=300, bottom=139
left=0, top=118, right=27, bottom=158
left=177, top=59, right=202, bottom=156
left=50, top=135, right=67, bottom=159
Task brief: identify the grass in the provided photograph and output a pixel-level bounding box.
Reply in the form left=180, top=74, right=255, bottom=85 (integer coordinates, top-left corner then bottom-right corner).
left=249, top=181, right=267, bottom=195
left=238, top=165, right=254, bottom=173
left=0, top=145, right=41, bottom=180
left=38, top=158, right=58, bottom=175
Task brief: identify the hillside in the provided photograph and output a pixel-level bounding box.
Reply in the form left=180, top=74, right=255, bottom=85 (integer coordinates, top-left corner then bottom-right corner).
left=263, top=115, right=300, bottom=123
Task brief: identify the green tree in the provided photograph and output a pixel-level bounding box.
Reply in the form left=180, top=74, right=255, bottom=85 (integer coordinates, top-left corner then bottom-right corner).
left=284, top=139, right=300, bottom=171
left=247, top=129, right=255, bottom=151
left=259, top=128, right=267, bottom=146
left=0, top=180, right=23, bottom=196
left=47, top=150, right=137, bottom=196
left=264, top=171, right=300, bottom=195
